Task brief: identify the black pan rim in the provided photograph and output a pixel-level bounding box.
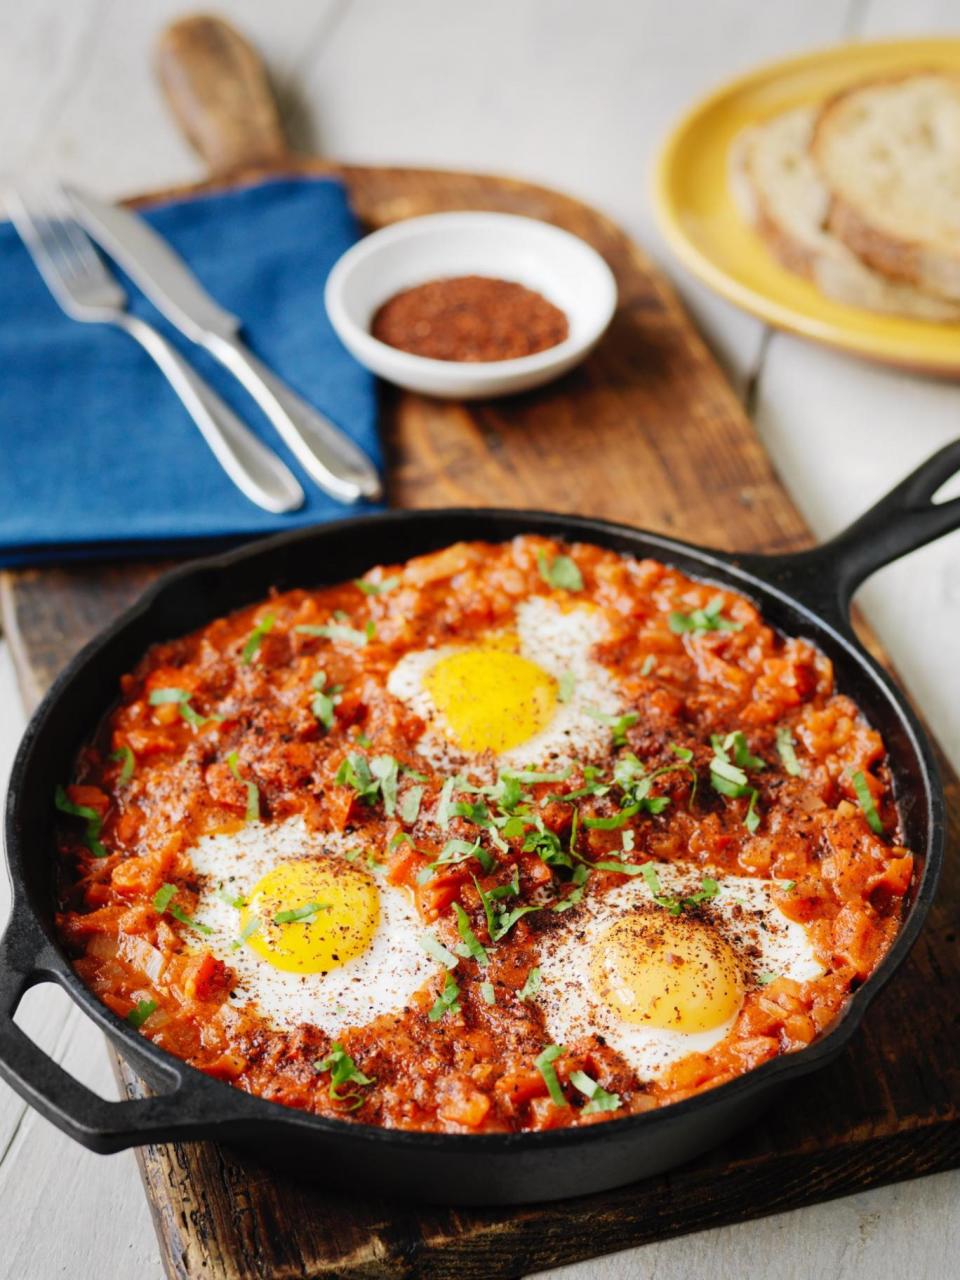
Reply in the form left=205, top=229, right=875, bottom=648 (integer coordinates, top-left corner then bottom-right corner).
left=3, top=505, right=944, bottom=1154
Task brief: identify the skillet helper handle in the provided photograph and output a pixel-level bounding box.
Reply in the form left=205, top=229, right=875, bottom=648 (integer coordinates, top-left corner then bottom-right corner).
left=0, top=920, right=217, bottom=1153
left=763, top=438, right=960, bottom=623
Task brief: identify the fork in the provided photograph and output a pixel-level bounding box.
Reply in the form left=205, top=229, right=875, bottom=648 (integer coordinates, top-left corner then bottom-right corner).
left=7, top=186, right=305, bottom=514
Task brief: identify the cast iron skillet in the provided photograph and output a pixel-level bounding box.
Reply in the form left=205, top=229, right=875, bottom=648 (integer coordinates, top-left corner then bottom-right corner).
left=2, top=442, right=959, bottom=1205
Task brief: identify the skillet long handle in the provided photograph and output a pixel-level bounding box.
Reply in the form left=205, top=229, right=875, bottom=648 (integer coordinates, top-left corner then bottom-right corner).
left=760, top=439, right=960, bottom=622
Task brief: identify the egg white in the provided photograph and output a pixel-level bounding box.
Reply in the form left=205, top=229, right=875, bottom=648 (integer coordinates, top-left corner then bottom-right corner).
left=386, top=597, right=625, bottom=770
left=534, top=865, right=824, bottom=1080
left=189, top=816, right=438, bottom=1034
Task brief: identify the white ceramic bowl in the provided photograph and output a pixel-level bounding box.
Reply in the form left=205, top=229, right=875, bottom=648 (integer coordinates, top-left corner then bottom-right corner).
left=324, top=212, right=618, bottom=400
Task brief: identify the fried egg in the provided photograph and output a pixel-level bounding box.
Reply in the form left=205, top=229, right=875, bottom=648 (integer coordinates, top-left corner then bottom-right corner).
left=386, top=597, right=625, bottom=769
left=189, top=816, right=438, bottom=1033
left=534, top=865, right=823, bottom=1079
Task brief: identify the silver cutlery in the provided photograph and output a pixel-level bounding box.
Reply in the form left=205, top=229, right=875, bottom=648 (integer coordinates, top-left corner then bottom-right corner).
left=8, top=186, right=305, bottom=515
left=67, top=185, right=383, bottom=505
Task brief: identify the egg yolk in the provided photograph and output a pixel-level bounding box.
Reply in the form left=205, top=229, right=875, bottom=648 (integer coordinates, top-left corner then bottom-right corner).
left=240, top=857, right=379, bottom=974
left=590, top=913, right=745, bottom=1033
left=424, top=644, right=557, bottom=754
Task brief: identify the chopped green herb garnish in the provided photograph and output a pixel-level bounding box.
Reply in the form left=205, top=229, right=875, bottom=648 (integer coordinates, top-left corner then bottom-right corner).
left=354, top=575, right=399, bottom=596
left=240, top=612, right=276, bottom=664
left=668, top=595, right=743, bottom=635
left=709, top=735, right=762, bottom=833
left=126, top=999, right=157, bottom=1029
left=232, top=915, right=261, bottom=949
left=54, top=785, right=108, bottom=858
left=590, top=858, right=645, bottom=876
left=453, top=903, right=488, bottom=966
left=780, top=879, right=797, bottom=893
left=226, top=751, right=260, bottom=824
left=535, top=1044, right=568, bottom=1107
left=310, top=671, right=342, bottom=731
left=557, top=671, right=576, bottom=703
left=518, top=966, right=542, bottom=1001
left=472, top=871, right=539, bottom=940
left=776, top=726, right=802, bottom=776
left=109, top=745, right=135, bottom=786
left=640, top=655, right=656, bottom=677
left=639, top=862, right=682, bottom=915
left=552, top=863, right=589, bottom=913
left=569, top=1069, right=622, bottom=1115
left=851, top=770, right=884, bottom=835
left=273, top=901, right=330, bottom=924
left=217, top=885, right=246, bottom=909
left=152, top=882, right=213, bottom=935
left=370, top=756, right=399, bottom=817
left=148, top=686, right=215, bottom=728
left=670, top=742, right=694, bottom=762
left=295, top=621, right=368, bottom=647
left=152, top=883, right=175, bottom=913
left=420, top=931, right=459, bottom=970
left=336, top=752, right=401, bottom=814
left=480, top=980, right=496, bottom=1005
left=315, top=1042, right=375, bottom=1109
left=537, top=552, right=583, bottom=592
left=757, top=971, right=778, bottom=986
left=585, top=707, right=639, bottom=747
left=583, top=803, right=641, bottom=831
left=399, top=785, right=423, bottom=825
left=428, top=972, right=461, bottom=1021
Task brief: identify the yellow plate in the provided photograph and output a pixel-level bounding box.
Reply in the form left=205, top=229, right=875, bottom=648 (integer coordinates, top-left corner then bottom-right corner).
left=654, top=38, right=960, bottom=375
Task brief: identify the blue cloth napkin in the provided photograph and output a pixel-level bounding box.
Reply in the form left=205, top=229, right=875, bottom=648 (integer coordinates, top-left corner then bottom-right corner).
left=0, top=177, right=381, bottom=566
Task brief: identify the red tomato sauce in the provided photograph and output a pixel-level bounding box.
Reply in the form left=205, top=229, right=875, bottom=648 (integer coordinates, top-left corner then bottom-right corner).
left=54, top=537, right=913, bottom=1133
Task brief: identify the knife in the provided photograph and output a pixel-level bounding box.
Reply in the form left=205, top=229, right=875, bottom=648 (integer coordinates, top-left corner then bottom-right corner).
left=67, top=185, right=383, bottom=505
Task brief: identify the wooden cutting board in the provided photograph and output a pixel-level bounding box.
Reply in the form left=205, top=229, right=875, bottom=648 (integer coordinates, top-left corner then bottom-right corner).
left=3, top=16, right=959, bottom=1279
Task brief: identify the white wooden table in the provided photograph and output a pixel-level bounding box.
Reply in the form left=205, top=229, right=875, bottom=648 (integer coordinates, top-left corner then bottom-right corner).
left=1, top=2, right=958, bottom=1276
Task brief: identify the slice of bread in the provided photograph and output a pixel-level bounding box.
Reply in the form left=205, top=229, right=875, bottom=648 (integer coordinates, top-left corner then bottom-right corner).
left=730, top=105, right=960, bottom=319
left=811, top=73, right=960, bottom=302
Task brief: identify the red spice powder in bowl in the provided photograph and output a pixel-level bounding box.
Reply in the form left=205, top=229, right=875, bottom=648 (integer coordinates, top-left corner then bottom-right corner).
left=371, top=275, right=570, bottom=363
left=324, top=212, right=617, bottom=400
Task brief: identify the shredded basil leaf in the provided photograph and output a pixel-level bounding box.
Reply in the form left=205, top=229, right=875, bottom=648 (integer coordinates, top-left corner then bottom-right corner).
left=428, top=972, right=461, bottom=1021
left=640, top=655, right=656, bottom=677
left=480, top=980, right=496, bottom=1005
left=453, top=903, right=488, bottom=966
left=518, top=966, right=542, bottom=1001
left=354, top=575, right=399, bottom=596
left=668, top=595, right=743, bottom=635
left=226, top=751, right=260, bottom=824
left=273, top=901, right=330, bottom=924
left=315, top=1042, right=375, bottom=1108
left=54, top=784, right=108, bottom=858
left=152, top=882, right=213, bottom=935
left=776, top=726, right=802, bottom=776
left=232, top=915, right=262, bottom=949
left=240, top=612, right=276, bottom=664
left=537, top=551, right=583, bottom=592
left=109, top=745, right=135, bottom=786
left=420, top=932, right=459, bottom=970
left=585, top=707, right=639, bottom=747
left=569, top=1069, right=622, bottom=1114
left=535, top=1044, right=568, bottom=1107
left=851, top=770, right=884, bottom=835
left=126, top=999, right=157, bottom=1029
left=399, top=785, right=423, bottom=825
left=295, top=621, right=368, bottom=647
left=557, top=671, right=576, bottom=703
left=217, top=885, right=246, bottom=909
left=148, top=686, right=216, bottom=728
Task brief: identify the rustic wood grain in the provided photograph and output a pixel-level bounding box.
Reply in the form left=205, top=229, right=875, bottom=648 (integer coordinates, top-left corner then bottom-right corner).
left=1, top=15, right=958, bottom=1280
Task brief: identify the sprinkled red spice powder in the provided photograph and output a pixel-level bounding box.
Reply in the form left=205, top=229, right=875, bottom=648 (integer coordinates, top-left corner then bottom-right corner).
left=370, top=275, right=569, bottom=362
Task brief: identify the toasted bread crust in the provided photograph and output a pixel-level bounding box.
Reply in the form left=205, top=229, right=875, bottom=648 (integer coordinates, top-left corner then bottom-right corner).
left=811, top=72, right=960, bottom=302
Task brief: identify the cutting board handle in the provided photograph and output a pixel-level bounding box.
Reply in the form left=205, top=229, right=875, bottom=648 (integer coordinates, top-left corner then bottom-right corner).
left=154, top=15, right=291, bottom=176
